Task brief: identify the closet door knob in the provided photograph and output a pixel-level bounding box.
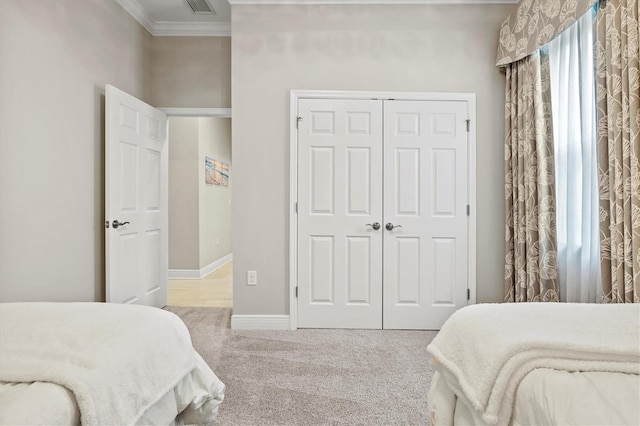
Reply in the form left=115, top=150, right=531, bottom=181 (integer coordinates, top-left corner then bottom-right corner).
left=385, top=223, right=403, bottom=231
left=366, top=222, right=381, bottom=230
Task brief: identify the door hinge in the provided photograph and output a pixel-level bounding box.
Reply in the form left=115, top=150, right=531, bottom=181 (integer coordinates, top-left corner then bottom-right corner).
left=465, top=119, right=470, bottom=132
left=295, top=202, right=298, bottom=213
left=467, top=205, right=470, bottom=216
left=467, top=288, right=470, bottom=300
left=295, top=286, right=298, bottom=298
left=296, top=116, right=303, bottom=130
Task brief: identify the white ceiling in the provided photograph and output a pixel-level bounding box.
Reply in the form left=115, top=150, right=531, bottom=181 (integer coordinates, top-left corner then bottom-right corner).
left=137, top=0, right=231, bottom=21
left=117, top=0, right=231, bottom=36
left=118, top=0, right=518, bottom=36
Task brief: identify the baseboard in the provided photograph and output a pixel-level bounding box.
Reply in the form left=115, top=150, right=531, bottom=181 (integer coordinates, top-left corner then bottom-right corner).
left=231, top=314, right=291, bottom=330
left=167, top=268, right=201, bottom=279
left=169, top=254, right=232, bottom=280
left=199, top=253, right=232, bottom=278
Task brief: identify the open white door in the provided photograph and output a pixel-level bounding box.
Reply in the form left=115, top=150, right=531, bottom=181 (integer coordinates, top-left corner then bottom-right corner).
left=106, top=85, right=168, bottom=308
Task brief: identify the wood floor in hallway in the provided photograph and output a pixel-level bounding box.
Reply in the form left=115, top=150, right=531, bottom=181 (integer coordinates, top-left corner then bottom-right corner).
left=168, top=261, right=232, bottom=308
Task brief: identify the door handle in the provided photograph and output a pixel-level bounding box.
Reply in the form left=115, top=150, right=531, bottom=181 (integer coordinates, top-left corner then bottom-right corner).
left=112, top=220, right=130, bottom=229
left=385, top=223, right=403, bottom=231
left=366, top=222, right=381, bottom=230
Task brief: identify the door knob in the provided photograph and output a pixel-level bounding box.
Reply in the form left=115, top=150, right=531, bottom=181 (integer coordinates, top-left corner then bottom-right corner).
left=366, top=222, right=381, bottom=230
left=385, top=223, right=403, bottom=231
left=112, top=220, right=130, bottom=229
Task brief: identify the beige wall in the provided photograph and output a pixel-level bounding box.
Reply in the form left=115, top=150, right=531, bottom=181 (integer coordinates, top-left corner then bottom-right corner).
left=198, top=118, right=232, bottom=269
left=150, top=37, right=231, bottom=108
left=0, top=0, right=151, bottom=302
left=168, top=117, right=201, bottom=270
left=231, top=4, right=515, bottom=315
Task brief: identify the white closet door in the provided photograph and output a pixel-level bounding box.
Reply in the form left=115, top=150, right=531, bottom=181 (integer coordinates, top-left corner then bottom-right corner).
left=382, top=100, right=469, bottom=330
left=297, top=99, right=383, bottom=328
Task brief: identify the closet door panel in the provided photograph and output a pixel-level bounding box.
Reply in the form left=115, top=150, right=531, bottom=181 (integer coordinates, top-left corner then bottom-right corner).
left=297, top=99, right=383, bottom=329
left=383, top=100, right=469, bottom=330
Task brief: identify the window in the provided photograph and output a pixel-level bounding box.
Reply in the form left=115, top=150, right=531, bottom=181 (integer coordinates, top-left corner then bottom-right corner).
left=548, top=7, right=601, bottom=302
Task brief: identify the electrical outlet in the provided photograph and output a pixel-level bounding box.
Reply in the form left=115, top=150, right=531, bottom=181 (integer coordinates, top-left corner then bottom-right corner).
left=247, top=270, right=257, bottom=286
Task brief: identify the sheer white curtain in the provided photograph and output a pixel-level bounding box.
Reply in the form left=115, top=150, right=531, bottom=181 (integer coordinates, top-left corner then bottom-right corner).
left=548, top=9, right=601, bottom=303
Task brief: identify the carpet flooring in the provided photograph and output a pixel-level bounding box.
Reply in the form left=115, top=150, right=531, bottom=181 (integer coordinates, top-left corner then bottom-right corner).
left=166, top=306, right=437, bottom=425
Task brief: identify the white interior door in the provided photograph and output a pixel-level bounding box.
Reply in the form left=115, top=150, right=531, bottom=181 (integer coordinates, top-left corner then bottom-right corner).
left=106, top=85, right=168, bottom=308
left=297, top=99, right=383, bottom=328
left=382, top=100, right=469, bottom=329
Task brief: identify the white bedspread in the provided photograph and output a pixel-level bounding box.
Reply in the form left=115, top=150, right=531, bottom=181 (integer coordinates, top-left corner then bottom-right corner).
left=0, top=303, right=198, bottom=426
left=429, top=369, right=640, bottom=426
left=427, top=303, right=640, bottom=425
left=0, top=351, right=225, bottom=426
left=512, top=368, right=640, bottom=425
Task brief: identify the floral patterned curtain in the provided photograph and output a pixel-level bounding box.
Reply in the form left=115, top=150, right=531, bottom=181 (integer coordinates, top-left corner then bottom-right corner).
left=504, top=50, right=559, bottom=302
left=596, top=0, right=640, bottom=303
left=496, top=0, right=598, bottom=67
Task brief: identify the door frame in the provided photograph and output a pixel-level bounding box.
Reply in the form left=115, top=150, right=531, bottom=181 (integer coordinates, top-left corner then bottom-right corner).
left=159, top=107, right=232, bottom=118
left=288, top=90, right=477, bottom=330
left=158, top=107, right=233, bottom=302
left=160, top=107, right=232, bottom=284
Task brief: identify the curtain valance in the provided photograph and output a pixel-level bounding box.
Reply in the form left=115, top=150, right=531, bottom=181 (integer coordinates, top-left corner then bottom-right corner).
left=496, top=0, right=597, bottom=67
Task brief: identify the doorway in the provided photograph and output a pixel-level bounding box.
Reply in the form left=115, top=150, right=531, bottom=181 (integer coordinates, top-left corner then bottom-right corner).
left=290, top=91, right=477, bottom=330
left=166, top=113, right=232, bottom=308
left=104, top=85, right=232, bottom=309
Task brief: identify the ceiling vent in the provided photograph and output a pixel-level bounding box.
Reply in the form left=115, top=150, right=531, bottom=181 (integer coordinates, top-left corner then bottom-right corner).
left=184, top=0, right=216, bottom=14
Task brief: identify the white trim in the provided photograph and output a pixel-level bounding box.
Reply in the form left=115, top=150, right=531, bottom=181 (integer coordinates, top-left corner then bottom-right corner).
left=289, top=90, right=477, bottom=330
left=289, top=93, right=299, bottom=330
left=467, top=96, right=478, bottom=306
left=152, top=21, right=231, bottom=37
left=168, top=269, right=201, bottom=280
left=231, top=315, right=291, bottom=330
left=118, top=0, right=517, bottom=36
left=169, top=253, right=232, bottom=279
left=230, top=0, right=516, bottom=4
left=200, top=253, right=233, bottom=277
left=160, top=108, right=232, bottom=117
left=116, top=0, right=154, bottom=34
left=289, top=90, right=476, bottom=102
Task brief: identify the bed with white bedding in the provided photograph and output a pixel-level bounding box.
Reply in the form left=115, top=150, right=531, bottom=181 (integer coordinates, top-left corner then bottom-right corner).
left=427, top=303, right=640, bottom=426
left=0, top=303, right=225, bottom=425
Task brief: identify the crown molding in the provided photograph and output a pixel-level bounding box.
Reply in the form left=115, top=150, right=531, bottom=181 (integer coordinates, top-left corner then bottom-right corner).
left=117, top=0, right=154, bottom=33
left=153, top=21, right=231, bottom=36
left=117, top=0, right=516, bottom=35
left=228, top=0, right=517, bottom=3
left=116, top=0, right=231, bottom=36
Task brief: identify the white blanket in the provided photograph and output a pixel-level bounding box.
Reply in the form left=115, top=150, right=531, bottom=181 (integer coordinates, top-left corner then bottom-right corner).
left=0, top=303, right=197, bottom=426
left=426, top=303, right=640, bottom=425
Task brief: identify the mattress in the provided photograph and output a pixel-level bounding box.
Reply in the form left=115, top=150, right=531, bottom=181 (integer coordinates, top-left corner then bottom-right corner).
left=0, top=352, right=224, bottom=426
left=429, top=368, right=640, bottom=426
